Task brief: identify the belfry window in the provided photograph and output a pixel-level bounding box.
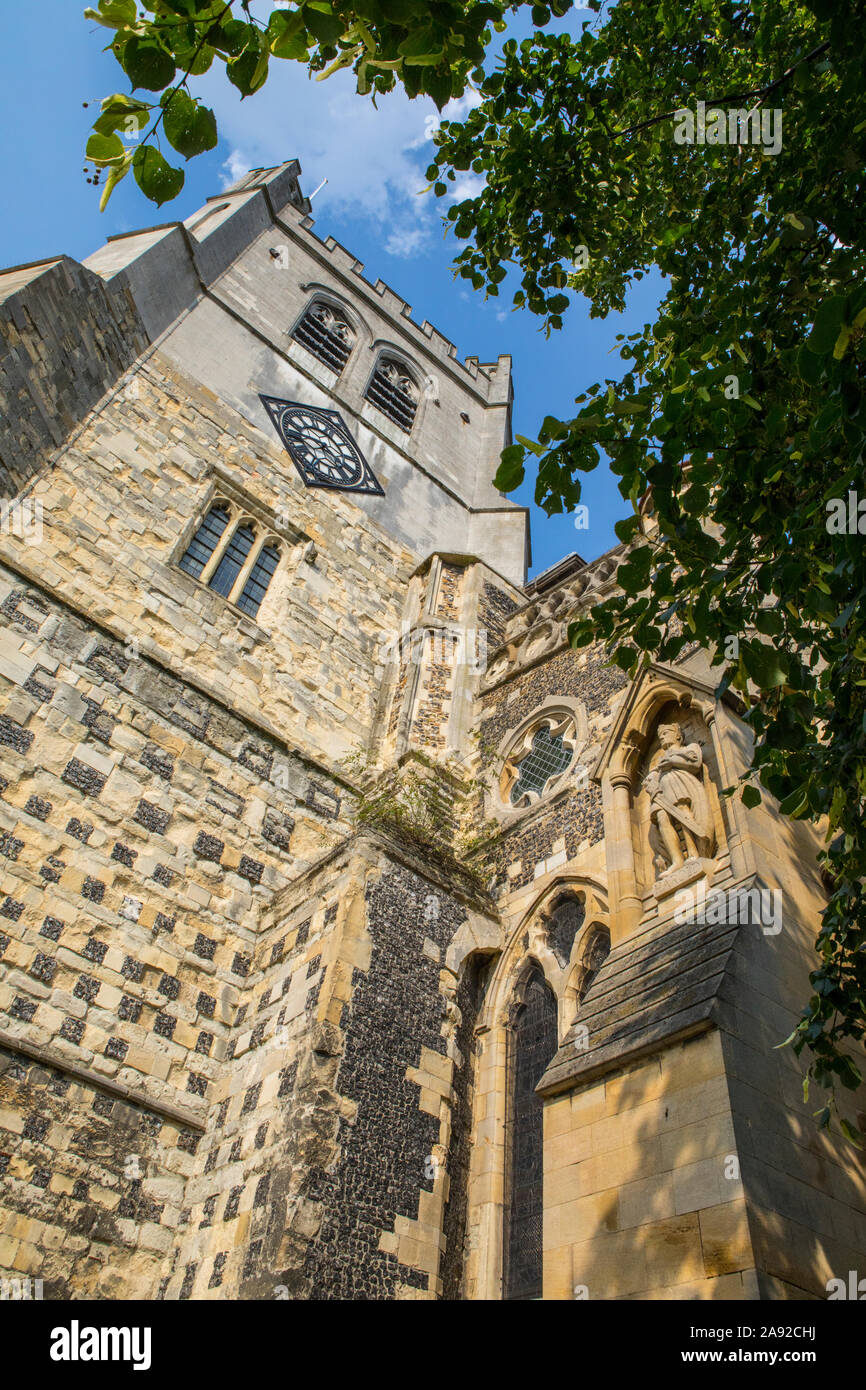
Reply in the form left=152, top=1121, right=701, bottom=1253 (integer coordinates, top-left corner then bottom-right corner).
left=504, top=965, right=558, bottom=1301
left=292, top=301, right=353, bottom=374
left=365, top=356, right=419, bottom=431
left=178, top=503, right=281, bottom=620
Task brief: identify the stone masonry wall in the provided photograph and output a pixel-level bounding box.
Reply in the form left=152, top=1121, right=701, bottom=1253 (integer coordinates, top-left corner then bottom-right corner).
left=0, top=258, right=148, bottom=498
left=476, top=646, right=626, bottom=892
left=0, top=561, right=356, bottom=1294
left=0, top=349, right=415, bottom=771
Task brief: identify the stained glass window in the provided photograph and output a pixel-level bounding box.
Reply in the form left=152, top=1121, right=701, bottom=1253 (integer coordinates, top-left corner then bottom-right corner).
left=237, top=544, right=279, bottom=618
left=178, top=504, right=230, bottom=580
left=511, top=726, right=573, bottom=804
left=208, top=523, right=255, bottom=598
left=504, top=967, right=558, bottom=1301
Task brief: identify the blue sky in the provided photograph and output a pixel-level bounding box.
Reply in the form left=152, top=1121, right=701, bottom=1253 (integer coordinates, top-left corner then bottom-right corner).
left=0, top=1, right=661, bottom=578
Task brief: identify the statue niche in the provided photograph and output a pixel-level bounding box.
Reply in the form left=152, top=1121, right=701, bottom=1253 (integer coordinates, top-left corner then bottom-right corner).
left=642, top=719, right=716, bottom=880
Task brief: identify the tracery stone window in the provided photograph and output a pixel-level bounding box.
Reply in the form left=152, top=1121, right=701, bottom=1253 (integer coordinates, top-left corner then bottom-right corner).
left=178, top=502, right=281, bottom=619
left=365, top=355, right=419, bottom=431
left=504, top=965, right=558, bottom=1301
left=500, top=709, right=581, bottom=809
left=575, top=926, right=610, bottom=1004
left=292, top=300, right=354, bottom=374
left=545, top=894, right=586, bottom=968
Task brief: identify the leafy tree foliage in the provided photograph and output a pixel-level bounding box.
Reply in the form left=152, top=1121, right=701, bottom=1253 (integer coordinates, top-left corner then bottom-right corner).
left=428, top=0, right=866, bottom=1135
left=82, top=0, right=569, bottom=206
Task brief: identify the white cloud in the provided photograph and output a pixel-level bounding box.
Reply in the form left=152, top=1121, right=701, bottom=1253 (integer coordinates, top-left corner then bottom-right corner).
left=197, top=61, right=483, bottom=259
left=220, top=148, right=252, bottom=189
left=384, top=225, right=430, bottom=259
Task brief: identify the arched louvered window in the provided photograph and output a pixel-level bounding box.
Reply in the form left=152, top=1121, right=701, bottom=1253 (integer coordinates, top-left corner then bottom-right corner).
left=237, top=543, right=280, bottom=618
left=293, top=301, right=354, bottom=373
left=504, top=965, right=558, bottom=1301
left=208, top=522, right=256, bottom=597
left=178, top=504, right=231, bottom=580
left=366, top=356, right=419, bottom=431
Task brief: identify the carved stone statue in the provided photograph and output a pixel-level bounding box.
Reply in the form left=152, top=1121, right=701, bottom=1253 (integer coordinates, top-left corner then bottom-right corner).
left=644, top=722, right=714, bottom=875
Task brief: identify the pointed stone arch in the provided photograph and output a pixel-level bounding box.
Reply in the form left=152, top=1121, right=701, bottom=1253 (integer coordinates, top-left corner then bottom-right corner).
left=460, top=874, right=608, bottom=1300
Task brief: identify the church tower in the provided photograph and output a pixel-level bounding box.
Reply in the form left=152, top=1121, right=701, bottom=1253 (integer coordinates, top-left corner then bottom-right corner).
left=0, top=162, right=863, bottom=1301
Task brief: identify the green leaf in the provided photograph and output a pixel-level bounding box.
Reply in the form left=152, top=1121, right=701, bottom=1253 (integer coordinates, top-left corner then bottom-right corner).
left=804, top=296, right=847, bottom=356
left=98, top=150, right=133, bottom=210
left=398, top=27, right=445, bottom=64
left=614, top=515, right=641, bottom=544
left=227, top=45, right=270, bottom=97
left=132, top=144, right=184, bottom=205
left=83, top=0, right=136, bottom=30
left=616, top=546, right=652, bottom=595
left=840, top=1117, right=863, bottom=1146
left=741, top=785, right=762, bottom=808
left=742, top=641, right=788, bottom=689
left=567, top=619, right=594, bottom=649
left=268, top=10, right=309, bottom=60
left=161, top=91, right=218, bottom=158
left=423, top=68, right=456, bottom=110
left=93, top=94, right=150, bottom=138
left=209, top=18, right=255, bottom=57
left=120, top=36, right=177, bottom=92
left=494, top=444, right=525, bottom=492
left=86, top=131, right=126, bottom=166
left=302, top=3, right=345, bottom=45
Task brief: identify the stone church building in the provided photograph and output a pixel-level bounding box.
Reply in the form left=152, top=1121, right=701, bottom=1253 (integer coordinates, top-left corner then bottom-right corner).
left=0, top=161, right=862, bottom=1300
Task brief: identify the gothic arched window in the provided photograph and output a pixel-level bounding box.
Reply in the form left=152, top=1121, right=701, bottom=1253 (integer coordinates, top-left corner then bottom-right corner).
left=365, top=355, right=419, bottom=431
left=237, top=543, right=280, bottom=618
left=577, top=927, right=611, bottom=1005
left=545, top=894, right=586, bottom=968
left=178, top=502, right=281, bottom=620
left=209, top=521, right=256, bottom=597
left=178, top=504, right=231, bottom=580
left=292, top=300, right=354, bottom=374
left=504, top=965, right=558, bottom=1301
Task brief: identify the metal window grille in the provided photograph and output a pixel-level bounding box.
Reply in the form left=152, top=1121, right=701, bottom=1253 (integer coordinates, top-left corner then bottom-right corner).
left=366, top=360, right=418, bottom=431
left=178, top=505, right=231, bottom=580
left=208, top=523, right=256, bottom=598
left=236, top=544, right=279, bottom=618
left=511, top=726, right=573, bottom=804
left=293, top=305, right=352, bottom=374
